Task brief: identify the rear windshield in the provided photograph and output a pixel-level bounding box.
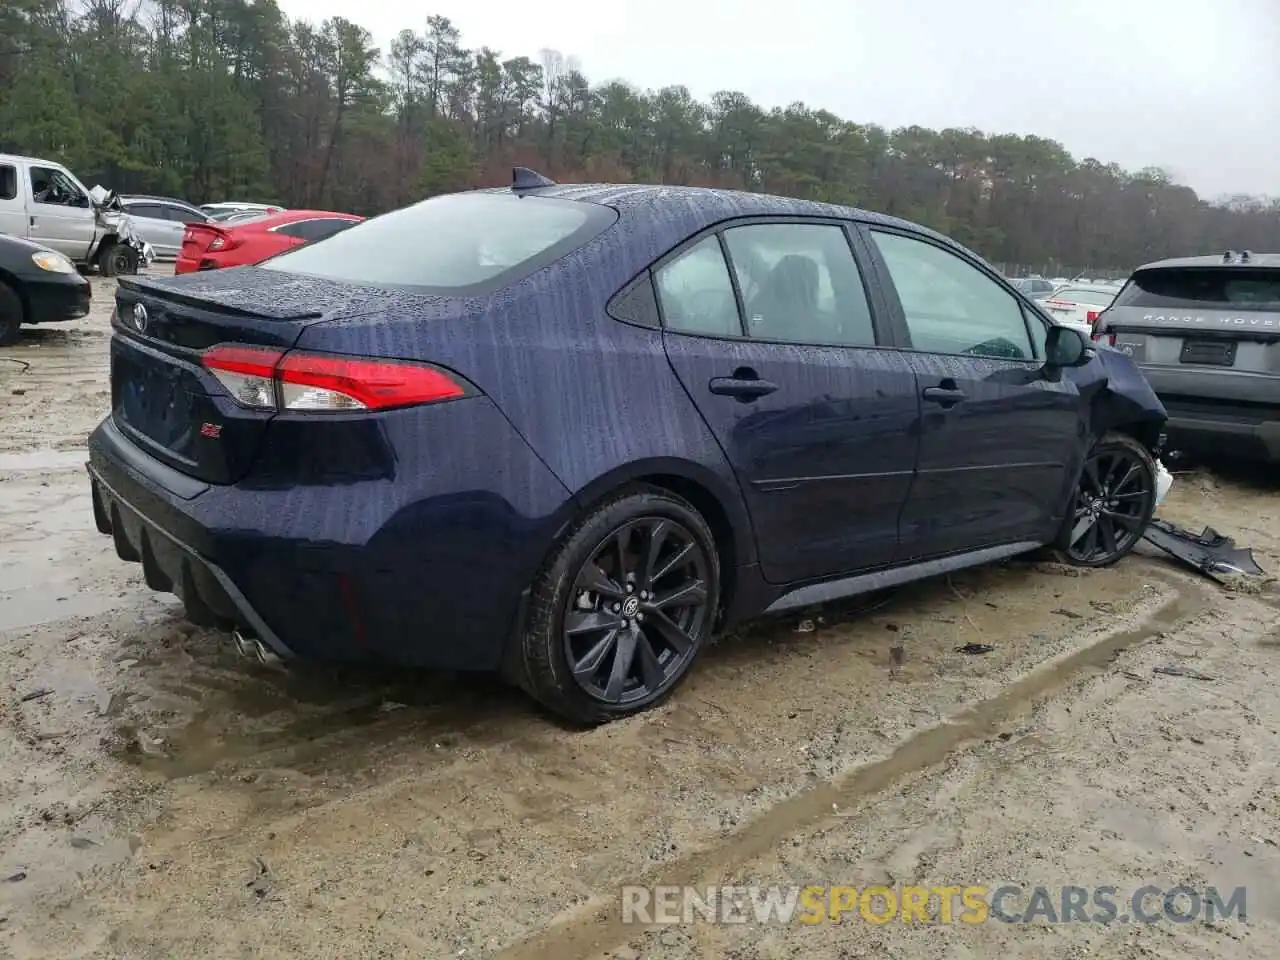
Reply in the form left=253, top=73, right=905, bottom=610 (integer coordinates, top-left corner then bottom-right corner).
left=260, top=192, right=617, bottom=294
left=1052, top=288, right=1115, bottom=306
left=1113, top=267, right=1280, bottom=312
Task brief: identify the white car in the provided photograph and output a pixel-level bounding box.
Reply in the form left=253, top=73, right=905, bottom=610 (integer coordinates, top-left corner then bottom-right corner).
left=1041, top=284, right=1119, bottom=336
left=199, top=201, right=283, bottom=219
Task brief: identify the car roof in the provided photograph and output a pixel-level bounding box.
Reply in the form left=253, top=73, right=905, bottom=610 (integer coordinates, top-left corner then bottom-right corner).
left=0, top=153, right=68, bottom=166
left=479, top=182, right=970, bottom=269
left=498, top=182, right=932, bottom=228
left=226, top=209, right=361, bottom=229
left=1053, top=284, right=1117, bottom=294
left=120, top=195, right=196, bottom=206
left=1136, top=253, right=1280, bottom=271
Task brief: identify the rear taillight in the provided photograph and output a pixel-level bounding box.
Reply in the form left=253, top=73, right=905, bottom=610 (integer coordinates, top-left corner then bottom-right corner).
left=201, top=345, right=467, bottom=413
left=1088, top=309, right=1109, bottom=344
left=206, top=232, right=237, bottom=252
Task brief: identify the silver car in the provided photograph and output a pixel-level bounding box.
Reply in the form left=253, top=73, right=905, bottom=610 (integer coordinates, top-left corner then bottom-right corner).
left=117, top=196, right=213, bottom=261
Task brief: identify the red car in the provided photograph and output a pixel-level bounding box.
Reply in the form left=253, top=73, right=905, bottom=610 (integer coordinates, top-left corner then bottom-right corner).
left=175, top=209, right=364, bottom=274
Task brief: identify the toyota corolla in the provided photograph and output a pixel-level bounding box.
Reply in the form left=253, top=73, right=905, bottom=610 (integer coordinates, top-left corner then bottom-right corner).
left=87, top=169, right=1167, bottom=724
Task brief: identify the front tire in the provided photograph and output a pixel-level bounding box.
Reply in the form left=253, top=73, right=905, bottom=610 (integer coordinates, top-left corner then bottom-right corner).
left=1054, top=431, right=1157, bottom=567
left=515, top=486, right=721, bottom=724
left=98, top=242, right=137, bottom=277
left=0, top=282, right=22, bottom=346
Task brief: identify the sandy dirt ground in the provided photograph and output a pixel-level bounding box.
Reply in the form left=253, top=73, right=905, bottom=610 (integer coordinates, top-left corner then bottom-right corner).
left=2, top=275, right=1279, bottom=959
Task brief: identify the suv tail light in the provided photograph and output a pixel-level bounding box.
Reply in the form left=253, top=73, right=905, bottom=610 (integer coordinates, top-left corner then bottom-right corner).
left=202, top=344, right=468, bottom=412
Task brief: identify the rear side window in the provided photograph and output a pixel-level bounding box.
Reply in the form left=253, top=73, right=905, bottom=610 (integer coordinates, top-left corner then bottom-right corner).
left=1114, top=268, right=1280, bottom=312
left=0, top=165, right=15, bottom=201
left=724, top=222, right=876, bottom=347
left=261, top=193, right=617, bottom=294
left=654, top=235, right=742, bottom=337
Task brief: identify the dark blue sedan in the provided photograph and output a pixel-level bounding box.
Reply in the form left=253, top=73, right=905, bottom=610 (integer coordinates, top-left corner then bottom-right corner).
left=87, top=169, right=1167, bottom=723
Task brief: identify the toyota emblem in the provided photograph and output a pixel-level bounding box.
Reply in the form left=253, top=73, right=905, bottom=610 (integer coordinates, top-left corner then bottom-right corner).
left=131, top=303, right=148, bottom=333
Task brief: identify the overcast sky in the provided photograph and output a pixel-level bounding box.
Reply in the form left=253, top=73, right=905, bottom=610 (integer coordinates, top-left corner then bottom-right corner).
left=276, top=0, right=1279, bottom=199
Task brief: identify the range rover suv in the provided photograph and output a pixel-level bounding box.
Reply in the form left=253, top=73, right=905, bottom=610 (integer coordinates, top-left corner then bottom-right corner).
left=1092, top=251, right=1280, bottom=461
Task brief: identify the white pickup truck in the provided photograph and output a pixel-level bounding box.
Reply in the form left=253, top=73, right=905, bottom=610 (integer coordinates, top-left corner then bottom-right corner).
left=0, top=152, right=148, bottom=275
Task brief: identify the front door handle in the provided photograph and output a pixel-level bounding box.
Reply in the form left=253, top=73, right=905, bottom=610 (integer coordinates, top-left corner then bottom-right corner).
left=922, top=385, right=966, bottom=406
left=709, top=375, right=778, bottom=402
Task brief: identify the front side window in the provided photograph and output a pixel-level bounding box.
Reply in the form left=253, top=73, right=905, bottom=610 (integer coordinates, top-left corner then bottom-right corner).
left=654, top=235, right=741, bottom=337
left=723, top=223, right=876, bottom=347
left=261, top=192, right=616, bottom=294
left=29, top=166, right=86, bottom=208
left=871, top=231, right=1033, bottom=361
left=126, top=203, right=163, bottom=219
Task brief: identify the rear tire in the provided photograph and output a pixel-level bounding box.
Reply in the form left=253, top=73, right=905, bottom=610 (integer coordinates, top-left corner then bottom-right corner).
left=1053, top=431, right=1157, bottom=567
left=515, top=486, right=720, bottom=725
left=0, top=282, right=23, bottom=346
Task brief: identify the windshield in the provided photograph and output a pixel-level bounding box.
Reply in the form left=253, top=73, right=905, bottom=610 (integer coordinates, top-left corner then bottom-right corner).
left=1113, top=267, right=1280, bottom=312
left=261, top=192, right=617, bottom=294
left=1053, top=288, right=1115, bottom=306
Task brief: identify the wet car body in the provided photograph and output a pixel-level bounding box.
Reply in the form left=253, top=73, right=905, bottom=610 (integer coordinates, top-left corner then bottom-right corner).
left=87, top=178, right=1167, bottom=722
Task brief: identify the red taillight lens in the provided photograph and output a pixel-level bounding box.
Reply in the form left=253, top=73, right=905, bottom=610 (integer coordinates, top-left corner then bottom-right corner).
left=1086, top=310, right=1099, bottom=324
left=1091, top=332, right=1116, bottom=346
left=277, top=353, right=465, bottom=411
left=201, top=345, right=466, bottom=413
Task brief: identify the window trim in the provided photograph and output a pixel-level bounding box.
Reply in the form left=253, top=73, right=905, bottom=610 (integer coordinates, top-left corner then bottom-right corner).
left=860, top=224, right=1045, bottom=364
left=643, top=215, right=897, bottom=350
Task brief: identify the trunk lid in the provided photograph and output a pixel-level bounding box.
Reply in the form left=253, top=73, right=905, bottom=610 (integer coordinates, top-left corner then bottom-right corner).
left=109, top=270, right=384, bottom=484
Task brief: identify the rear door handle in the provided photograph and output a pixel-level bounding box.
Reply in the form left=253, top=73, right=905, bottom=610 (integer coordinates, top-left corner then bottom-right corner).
left=922, top=386, right=966, bottom=406
left=709, top=376, right=779, bottom=402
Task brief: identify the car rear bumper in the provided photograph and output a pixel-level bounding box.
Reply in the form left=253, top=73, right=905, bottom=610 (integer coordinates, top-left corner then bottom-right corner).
left=1164, top=413, right=1280, bottom=462
left=87, top=401, right=574, bottom=670
left=89, top=461, right=297, bottom=658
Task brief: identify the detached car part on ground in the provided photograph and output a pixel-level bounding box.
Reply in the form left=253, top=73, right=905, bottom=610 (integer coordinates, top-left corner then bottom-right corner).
left=87, top=170, right=1168, bottom=724
left=0, top=233, right=92, bottom=344
left=1092, top=250, right=1280, bottom=462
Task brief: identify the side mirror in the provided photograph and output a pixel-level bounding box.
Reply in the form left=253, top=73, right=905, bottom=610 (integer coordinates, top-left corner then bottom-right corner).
left=1045, top=324, right=1093, bottom=368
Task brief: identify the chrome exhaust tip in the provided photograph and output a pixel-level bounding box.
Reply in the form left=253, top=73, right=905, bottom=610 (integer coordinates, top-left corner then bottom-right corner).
left=231, top=629, right=283, bottom=668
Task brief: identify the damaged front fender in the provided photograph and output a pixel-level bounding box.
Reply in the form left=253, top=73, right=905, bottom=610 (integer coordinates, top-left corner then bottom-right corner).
left=86, top=184, right=151, bottom=267
left=1066, top=344, right=1167, bottom=451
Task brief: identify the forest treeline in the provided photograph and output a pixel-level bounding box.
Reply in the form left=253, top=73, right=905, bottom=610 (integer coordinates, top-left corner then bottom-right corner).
left=2, top=0, right=1277, bottom=272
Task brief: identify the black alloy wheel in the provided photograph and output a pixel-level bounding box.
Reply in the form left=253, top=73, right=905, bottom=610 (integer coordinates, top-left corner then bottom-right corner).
left=1062, top=432, right=1157, bottom=566
left=564, top=517, right=711, bottom=706
left=512, top=487, right=721, bottom=724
